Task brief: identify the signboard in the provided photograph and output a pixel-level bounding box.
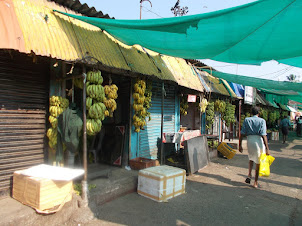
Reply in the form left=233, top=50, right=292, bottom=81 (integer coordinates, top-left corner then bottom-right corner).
left=187, top=95, right=196, bottom=103
left=244, top=86, right=256, bottom=105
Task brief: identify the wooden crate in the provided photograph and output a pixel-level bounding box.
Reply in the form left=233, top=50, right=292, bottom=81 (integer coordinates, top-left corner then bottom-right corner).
left=138, top=165, right=186, bottom=202
left=12, top=171, right=73, bottom=212
left=129, top=157, right=158, bottom=170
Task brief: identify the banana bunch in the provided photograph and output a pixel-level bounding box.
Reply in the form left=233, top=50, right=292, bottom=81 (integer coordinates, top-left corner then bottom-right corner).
left=260, top=108, right=269, bottom=122
left=87, top=84, right=105, bottom=101
left=104, top=84, right=118, bottom=99
left=49, top=96, right=69, bottom=118
left=88, top=102, right=106, bottom=120
left=133, top=115, right=147, bottom=133
left=206, top=102, right=215, bottom=129
left=275, top=110, right=280, bottom=121
left=49, top=115, right=58, bottom=128
left=214, top=99, right=226, bottom=114
left=281, top=111, right=288, bottom=118
left=73, top=78, right=83, bottom=89
left=269, top=111, right=277, bottom=123
left=87, top=70, right=103, bottom=85
left=86, top=118, right=102, bottom=136
left=134, top=79, right=146, bottom=96
left=47, top=127, right=57, bottom=149
left=104, top=84, right=119, bottom=117
left=143, top=81, right=152, bottom=115
left=132, top=79, right=151, bottom=132
left=49, top=106, right=64, bottom=118
left=180, top=96, right=189, bottom=115
left=49, top=96, right=69, bottom=109
left=85, top=70, right=107, bottom=136
left=223, top=103, right=236, bottom=126
left=48, top=96, right=69, bottom=150
left=199, top=98, right=208, bottom=113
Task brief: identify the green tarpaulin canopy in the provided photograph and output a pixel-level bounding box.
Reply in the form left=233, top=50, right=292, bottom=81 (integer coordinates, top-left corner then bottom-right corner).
left=55, top=0, right=302, bottom=67
left=203, top=69, right=302, bottom=103
left=202, top=69, right=302, bottom=93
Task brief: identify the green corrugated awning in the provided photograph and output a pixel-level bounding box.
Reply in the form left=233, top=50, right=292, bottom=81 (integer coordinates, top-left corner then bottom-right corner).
left=279, top=104, right=290, bottom=111
left=266, top=100, right=279, bottom=108
left=202, top=74, right=231, bottom=96
left=256, top=93, right=267, bottom=106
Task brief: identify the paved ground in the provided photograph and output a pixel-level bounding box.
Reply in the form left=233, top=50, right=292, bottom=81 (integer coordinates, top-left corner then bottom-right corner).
left=67, top=133, right=302, bottom=226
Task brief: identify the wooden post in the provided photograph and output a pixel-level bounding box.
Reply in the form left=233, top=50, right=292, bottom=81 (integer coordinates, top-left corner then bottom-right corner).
left=160, top=82, right=164, bottom=165
left=81, top=65, right=88, bottom=205
left=238, top=100, right=242, bottom=149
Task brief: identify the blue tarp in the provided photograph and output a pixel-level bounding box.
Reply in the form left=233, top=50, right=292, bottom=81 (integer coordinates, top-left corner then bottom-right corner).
left=228, top=82, right=244, bottom=98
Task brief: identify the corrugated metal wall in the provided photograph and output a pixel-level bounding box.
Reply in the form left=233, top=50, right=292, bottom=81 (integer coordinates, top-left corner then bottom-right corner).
left=0, top=52, right=49, bottom=194
left=138, top=81, right=176, bottom=159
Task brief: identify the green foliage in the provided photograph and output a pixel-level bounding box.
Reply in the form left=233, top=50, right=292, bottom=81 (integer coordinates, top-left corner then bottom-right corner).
left=73, top=183, right=97, bottom=196
left=206, top=102, right=215, bottom=129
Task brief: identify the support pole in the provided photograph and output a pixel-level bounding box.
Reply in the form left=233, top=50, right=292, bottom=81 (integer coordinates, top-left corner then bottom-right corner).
left=81, top=65, right=88, bottom=206
left=238, top=100, right=242, bottom=149
left=160, top=82, right=164, bottom=165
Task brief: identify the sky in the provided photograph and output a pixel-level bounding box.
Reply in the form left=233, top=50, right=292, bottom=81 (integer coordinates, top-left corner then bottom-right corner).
left=80, top=0, right=302, bottom=82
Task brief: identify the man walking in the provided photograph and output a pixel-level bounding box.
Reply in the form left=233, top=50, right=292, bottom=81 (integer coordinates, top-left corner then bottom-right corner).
left=280, top=115, right=290, bottom=143
left=239, top=106, right=270, bottom=188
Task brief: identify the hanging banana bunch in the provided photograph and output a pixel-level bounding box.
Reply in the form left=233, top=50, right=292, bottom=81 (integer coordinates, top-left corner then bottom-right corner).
left=85, top=70, right=107, bottom=136
left=222, top=103, right=236, bottom=126
left=214, top=99, right=226, bottom=114
left=104, top=84, right=118, bottom=117
left=198, top=98, right=209, bottom=113
left=73, top=77, right=83, bottom=89
left=47, top=96, right=69, bottom=150
left=206, top=102, right=215, bottom=129
left=180, top=96, right=189, bottom=115
left=132, top=78, right=152, bottom=133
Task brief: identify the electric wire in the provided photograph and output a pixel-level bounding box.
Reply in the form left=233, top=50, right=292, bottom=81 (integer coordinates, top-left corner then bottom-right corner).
left=142, top=6, right=164, bottom=18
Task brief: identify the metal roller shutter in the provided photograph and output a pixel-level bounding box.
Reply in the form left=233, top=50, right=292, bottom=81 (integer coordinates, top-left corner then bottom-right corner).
left=0, top=52, right=49, bottom=194
left=139, top=82, right=175, bottom=159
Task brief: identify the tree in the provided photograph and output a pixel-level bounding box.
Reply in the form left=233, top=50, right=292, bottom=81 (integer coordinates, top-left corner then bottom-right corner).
left=286, top=74, right=299, bottom=82
left=171, top=0, right=188, bottom=17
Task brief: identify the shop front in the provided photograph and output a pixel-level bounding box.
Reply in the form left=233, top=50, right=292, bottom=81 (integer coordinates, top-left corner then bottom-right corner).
left=0, top=51, right=50, bottom=195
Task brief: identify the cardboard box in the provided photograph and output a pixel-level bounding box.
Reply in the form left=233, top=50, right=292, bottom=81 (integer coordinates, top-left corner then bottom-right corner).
left=137, top=165, right=186, bottom=202
left=13, top=171, right=73, bottom=212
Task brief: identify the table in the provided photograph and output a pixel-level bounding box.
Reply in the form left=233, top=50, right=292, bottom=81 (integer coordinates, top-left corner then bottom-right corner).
left=163, top=130, right=201, bottom=145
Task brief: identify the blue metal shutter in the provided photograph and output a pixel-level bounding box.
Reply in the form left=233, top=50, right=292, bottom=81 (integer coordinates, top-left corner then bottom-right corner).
left=138, top=82, right=175, bottom=159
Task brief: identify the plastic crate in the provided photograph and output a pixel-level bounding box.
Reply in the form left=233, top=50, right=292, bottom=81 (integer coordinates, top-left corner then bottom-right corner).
left=217, top=142, right=236, bottom=159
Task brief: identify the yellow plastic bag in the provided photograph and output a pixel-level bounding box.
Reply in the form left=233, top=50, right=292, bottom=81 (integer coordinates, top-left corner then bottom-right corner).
left=259, top=153, right=275, bottom=177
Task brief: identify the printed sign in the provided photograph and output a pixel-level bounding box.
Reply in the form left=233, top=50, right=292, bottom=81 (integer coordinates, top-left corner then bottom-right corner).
left=187, top=95, right=197, bottom=103
left=244, top=86, right=256, bottom=105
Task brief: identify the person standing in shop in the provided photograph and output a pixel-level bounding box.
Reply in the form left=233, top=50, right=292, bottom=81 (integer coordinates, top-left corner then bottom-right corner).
left=239, top=106, right=270, bottom=188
